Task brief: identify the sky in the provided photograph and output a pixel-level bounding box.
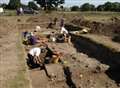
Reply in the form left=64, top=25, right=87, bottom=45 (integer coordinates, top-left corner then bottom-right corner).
left=0, top=0, right=120, bottom=7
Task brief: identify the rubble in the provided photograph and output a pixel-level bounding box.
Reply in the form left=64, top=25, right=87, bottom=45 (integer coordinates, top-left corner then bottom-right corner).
left=93, top=64, right=109, bottom=73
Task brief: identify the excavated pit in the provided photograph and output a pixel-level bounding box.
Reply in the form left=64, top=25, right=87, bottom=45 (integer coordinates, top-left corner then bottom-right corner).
left=63, top=66, right=77, bottom=88
left=71, top=34, right=120, bottom=84
left=19, top=21, right=120, bottom=88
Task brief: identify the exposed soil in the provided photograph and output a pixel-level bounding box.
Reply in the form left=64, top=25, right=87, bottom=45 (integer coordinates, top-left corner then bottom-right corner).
left=27, top=40, right=119, bottom=88
left=0, top=17, right=30, bottom=88
left=0, top=14, right=120, bottom=88
left=0, top=18, right=20, bottom=88
left=19, top=15, right=120, bottom=88
left=69, top=17, right=120, bottom=37
left=71, top=34, right=120, bottom=84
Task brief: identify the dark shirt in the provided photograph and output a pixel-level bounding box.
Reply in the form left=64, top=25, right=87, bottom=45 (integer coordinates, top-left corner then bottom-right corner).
left=29, top=36, right=37, bottom=45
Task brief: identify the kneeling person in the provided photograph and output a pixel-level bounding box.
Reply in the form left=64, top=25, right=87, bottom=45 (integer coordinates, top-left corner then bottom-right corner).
left=27, top=47, right=42, bottom=67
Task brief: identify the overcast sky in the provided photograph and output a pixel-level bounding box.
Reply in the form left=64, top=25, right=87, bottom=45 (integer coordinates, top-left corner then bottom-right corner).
left=0, top=0, right=120, bottom=7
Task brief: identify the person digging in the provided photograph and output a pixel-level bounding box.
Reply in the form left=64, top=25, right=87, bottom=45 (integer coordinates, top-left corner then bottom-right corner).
left=45, top=45, right=63, bottom=64
left=60, top=26, right=71, bottom=44
left=27, top=47, right=52, bottom=78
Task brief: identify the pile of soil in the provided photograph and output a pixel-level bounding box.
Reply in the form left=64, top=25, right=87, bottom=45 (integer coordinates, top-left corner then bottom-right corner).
left=70, top=17, right=120, bottom=36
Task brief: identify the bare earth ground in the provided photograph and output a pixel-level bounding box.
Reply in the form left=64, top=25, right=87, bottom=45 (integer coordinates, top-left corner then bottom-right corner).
left=0, top=12, right=120, bottom=88
left=0, top=33, right=18, bottom=88
left=0, top=17, right=30, bottom=88
left=29, top=41, right=118, bottom=88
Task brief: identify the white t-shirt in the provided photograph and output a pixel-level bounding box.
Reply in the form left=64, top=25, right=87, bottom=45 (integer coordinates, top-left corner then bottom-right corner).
left=0, top=8, right=4, bottom=13
left=35, top=26, right=41, bottom=31
left=61, top=27, right=68, bottom=34
left=29, top=47, right=41, bottom=57
left=20, top=7, right=23, bottom=13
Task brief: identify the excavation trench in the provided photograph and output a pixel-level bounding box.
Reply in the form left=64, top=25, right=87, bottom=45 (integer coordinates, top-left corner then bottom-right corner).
left=63, top=66, right=77, bottom=88
left=19, top=22, right=120, bottom=87
left=18, top=23, right=77, bottom=88
left=71, top=34, right=120, bottom=84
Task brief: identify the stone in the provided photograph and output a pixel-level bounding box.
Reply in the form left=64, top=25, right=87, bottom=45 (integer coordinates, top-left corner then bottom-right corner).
left=79, top=74, right=83, bottom=78
left=94, top=64, right=109, bottom=73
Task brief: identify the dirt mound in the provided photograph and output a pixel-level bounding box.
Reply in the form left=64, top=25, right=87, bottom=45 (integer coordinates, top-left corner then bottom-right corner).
left=70, top=17, right=120, bottom=36
left=110, top=17, right=120, bottom=23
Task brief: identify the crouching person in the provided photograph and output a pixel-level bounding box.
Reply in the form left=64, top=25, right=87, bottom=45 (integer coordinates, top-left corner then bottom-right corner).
left=60, top=26, right=71, bottom=44
left=27, top=47, right=42, bottom=68
left=64, top=34, right=72, bottom=45
left=27, top=46, right=53, bottom=78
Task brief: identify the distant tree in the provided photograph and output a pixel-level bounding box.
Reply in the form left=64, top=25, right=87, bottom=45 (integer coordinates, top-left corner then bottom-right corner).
left=60, top=5, right=64, bottom=10
left=104, top=2, right=113, bottom=11
left=80, top=3, right=95, bottom=11
left=71, top=6, right=80, bottom=11
left=96, top=2, right=120, bottom=12
left=111, top=2, right=120, bottom=12
left=34, top=0, right=64, bottom=10
left=0, top=3, right=7, bottom=9
left=28, top=1, right=39, bottom=10
left=7, top=0, right=21, bottom=9
left=96, top=5, right=105, bottom=11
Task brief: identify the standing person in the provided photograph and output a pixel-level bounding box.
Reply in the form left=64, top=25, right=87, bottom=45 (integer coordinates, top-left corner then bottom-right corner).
left=0, top=7, right=4, bottom=14
left=60, top=26, right=71, bottom=44
left=60, top=18, right=64, bottom=28
left=20, top=7, right=23, bottom=15
left=60, top=26, right=68, bottom=34
left=16, top=8, right=20, bottom=15
left=53, top=17, right=58, bottom=25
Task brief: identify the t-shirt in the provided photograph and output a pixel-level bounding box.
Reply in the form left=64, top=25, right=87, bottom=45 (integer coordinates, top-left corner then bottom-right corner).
left=60, top=19, right=64, bottom=27
left=29, top=47, right=41, bottom=57
left=61, top=27, right=68, bottom=34
left=20, top=7, right=23, bottom=13
left=29, top=36, right=37, bottom=45
left=0, top=8, right=4, bottom=13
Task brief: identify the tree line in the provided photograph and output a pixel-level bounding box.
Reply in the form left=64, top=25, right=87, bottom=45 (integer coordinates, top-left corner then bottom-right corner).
left=0, top=0, right=39, bottom=10
left=0, top=0, right=120, bottom=12
left=0, top=0, right=64, bottom=10
left=71, top=2, right=120, bottom=12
